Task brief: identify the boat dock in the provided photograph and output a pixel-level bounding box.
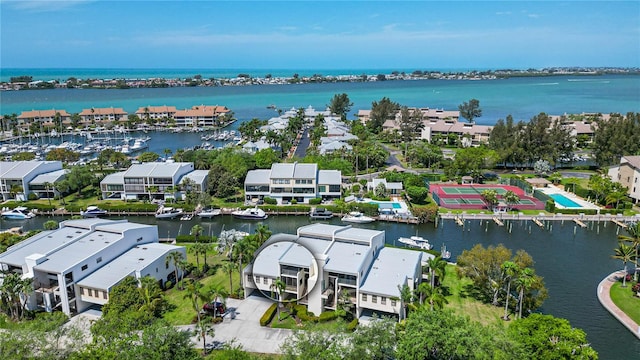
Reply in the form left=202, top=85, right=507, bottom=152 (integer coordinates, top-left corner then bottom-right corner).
left=492, top=217, right=504, bottom=226
left=439, top=212, right=640, bottom=226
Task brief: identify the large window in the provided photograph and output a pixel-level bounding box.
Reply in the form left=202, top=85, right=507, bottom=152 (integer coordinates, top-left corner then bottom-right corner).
left=124, top=178, right=143, bottom=184
left=246, top=185, right=269, bottom=192
left=272, top=179, right=289, bottom=185
left=328, top=185, right=341, bottom=192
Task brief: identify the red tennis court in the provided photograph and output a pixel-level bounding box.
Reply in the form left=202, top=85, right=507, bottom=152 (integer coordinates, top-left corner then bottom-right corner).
left=429, top=184, right=544, bottom=210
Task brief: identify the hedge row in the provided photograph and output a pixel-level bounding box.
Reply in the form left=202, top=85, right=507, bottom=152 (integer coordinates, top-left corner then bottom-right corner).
left=318, top=311, right=338, bottom=322
left=346, top=318, right=359, bottom=331
left=294, top=305, right=319, bottom=323
left=175, top=235, right=217, bottom=243
left=260, top=303, right=278, bottom=326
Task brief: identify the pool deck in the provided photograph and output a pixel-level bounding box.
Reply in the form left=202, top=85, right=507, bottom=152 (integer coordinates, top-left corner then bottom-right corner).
left=537, top=185, right=600, bottom=211
left=597, top=270, right=640, bottom=339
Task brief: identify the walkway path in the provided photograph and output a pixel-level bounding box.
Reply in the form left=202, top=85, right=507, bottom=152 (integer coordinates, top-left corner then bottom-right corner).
left=596, top=270, right=640, bottom=339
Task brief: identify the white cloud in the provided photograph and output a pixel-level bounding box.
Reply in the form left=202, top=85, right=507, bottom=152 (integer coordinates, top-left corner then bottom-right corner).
left=528, top=13, right=540, bottom=19
left=496, top=11, right=512, bottom=16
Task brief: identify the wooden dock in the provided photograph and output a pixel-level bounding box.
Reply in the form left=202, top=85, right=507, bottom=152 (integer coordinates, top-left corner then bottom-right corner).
left=611, top=219, right=628, bottom=229
left=532, top=218, right=544, bottom=227
left=573, top=218, right=587, bottom=228
left=492, top=217, right=504, bottom=226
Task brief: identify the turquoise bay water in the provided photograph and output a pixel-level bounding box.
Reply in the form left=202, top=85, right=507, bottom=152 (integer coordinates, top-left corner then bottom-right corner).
left=2, top=75, right=639, bottom=124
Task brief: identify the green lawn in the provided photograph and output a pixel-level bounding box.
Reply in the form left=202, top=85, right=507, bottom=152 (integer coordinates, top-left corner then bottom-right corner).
left=163, top=248, right=241, bottom=326
left=610, top=281, right=640, bottom=325
left=440, top=264, right=506, bottom=326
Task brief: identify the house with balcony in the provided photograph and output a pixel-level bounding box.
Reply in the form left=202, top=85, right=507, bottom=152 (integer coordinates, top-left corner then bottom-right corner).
left=242, top=224, right=425, bottom=320
left=0, top=219, right=185, bottom=316
left=16, top=109, right=71, bottom=129
left=0, top=161, right=63, bottom=201
left=366, top=178, right=403, bottom=196
left=99, top=162, right=207, bottom=201
left=608, top=155, right=640, bottom=204
left=244, top=162, right=341, bottom=204
left=173, top=105, right=230, bottom=127
left=134, top=105, right=178, bottom=122
left=79, top=107, right=128, bottom=126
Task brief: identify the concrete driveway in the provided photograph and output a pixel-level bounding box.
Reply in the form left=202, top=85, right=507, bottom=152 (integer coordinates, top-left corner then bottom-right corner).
left=182, top=294, right=294, bottom=354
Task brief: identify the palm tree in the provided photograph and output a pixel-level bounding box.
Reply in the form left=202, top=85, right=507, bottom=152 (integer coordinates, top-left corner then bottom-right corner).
left=424, top=284, right=448, bottom=311
left=184, top=280, right=209, bottom=351
left=201, top=243, right=211, bottom=271
left=515, top=267, right=535, bottom=319
left=605, top=191, right=628, bottom=209
left=480, top=189, right=499, bottom=211
left=415, top=282, right=431, bottom=305
left=189, top=243, right=205, bottom=271
left=221, top=261, right=236, bottom=295
left=502, top=190, right=520, bottom=212
left=43, top=181, right=53, bottom=206
left=270, top=277, right=287, bottom=320
left=165, top=251, right=184, bottom=289
left=138, top=276, right=164, bottom=317
left=163, top=148, right=172, bottom=160
left=618, top=222, right=640, bottom=281
left=254, top=224, right=272, bottom=246
left=233, top=238, right=255, bottom=288
left=612, top=241, right=635, bottom=287
left=427, top=256, right=447, bottom=288
left=208, top=284, right=229, bottom=318
left=501, top=261, right=519, bottom=320
left=190, top=224, right=204, bottom=243
left=43, top=220, right=58, bottom=230
left=397, top=283, right=415, bottom=320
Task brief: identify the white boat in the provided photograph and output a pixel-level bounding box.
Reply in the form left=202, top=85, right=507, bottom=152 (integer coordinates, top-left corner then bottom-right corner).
left=81, top=206, right=108, bottom=218
left=180, top=213, right=194, bottom=221
left=130, top=138, right=149, bottom=152
left=310, top=207, right=333, bottom=220
left=198, top=208, right=222, bottom=218
left=155, top=206, right=183, bottom=219
left=231, top=206, right=268, bottom=220
left=341, top=211, right=375, bottom=223
left=1, top=207, right=35, bottom=220
left=441, top=244, right=451, bottom=259
left=398, top=234, right=433, bottom=250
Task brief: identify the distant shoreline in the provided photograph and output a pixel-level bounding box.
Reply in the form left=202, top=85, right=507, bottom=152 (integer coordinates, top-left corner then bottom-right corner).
left=2, top=67, right=638, bottom=91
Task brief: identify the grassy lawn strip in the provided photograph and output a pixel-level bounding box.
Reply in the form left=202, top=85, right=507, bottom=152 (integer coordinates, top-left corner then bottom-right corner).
left=441, top=264, right=505, bottom=326
left=610, top=281, right=640, bottom=325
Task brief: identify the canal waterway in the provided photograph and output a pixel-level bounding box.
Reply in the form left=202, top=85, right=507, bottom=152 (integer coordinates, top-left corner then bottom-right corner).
left=2, top=214, right=638, bottom=358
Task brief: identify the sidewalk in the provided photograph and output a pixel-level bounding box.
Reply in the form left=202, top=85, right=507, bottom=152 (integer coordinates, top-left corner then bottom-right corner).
left=597, top=270, right=640, bottom=339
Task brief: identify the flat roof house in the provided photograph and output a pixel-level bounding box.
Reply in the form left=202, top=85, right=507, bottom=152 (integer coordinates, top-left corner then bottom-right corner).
left=244, top=162, right=341, bottom=205
left=243, top=224, right=424, bottom=320
left=0, top=219, right=185, bottom=316
left=608, top=155, right=640, bottom=204
left=100, top=162, right=207, bottom=201
left=0, top=161, right=63, bottom=201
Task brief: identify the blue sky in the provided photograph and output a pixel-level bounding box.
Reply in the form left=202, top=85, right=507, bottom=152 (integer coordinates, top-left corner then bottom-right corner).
left=1, top=0, right=639, bottom=69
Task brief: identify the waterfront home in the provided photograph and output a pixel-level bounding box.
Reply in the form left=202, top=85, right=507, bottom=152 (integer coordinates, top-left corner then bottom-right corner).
left=243, top=224, right=425, bottom=320
left=366, top=178, right=403, bottom=196
left=0, top=161, right=63, bottom=201
left=100, top=162, right=207, bottom=201
left=242, top=139, right=273, bottom=154
left=244, top=162, right=341, bottom=204
left=0, top=218, right=185, bottom=316
left=608, top=155, right=640, bottom=204
left=134, top=105, right=178, bottom=122
left=16, top=109, right=71, bottom=129
left=318, top=139, right=353, bottom=155
left=79, top=107, right=128, bottom=126
left=173, top=105, right=230, bottom=127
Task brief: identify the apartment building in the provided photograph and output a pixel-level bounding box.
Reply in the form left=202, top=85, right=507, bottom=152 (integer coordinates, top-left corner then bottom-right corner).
left=78, top=107, right=128, bottom=125
left=0, top=161, right=63, bottom=201
left=608, top=155, right=640, bottom=204
left=16, top=109, right=71, bottom=129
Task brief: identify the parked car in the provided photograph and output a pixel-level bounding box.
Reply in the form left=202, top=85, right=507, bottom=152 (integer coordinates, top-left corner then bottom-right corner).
left=202, top=301, right=226, bottom=316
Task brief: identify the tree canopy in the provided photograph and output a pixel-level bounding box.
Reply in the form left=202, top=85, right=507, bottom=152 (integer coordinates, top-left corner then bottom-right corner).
left=458, top=98, right=482, bottom=123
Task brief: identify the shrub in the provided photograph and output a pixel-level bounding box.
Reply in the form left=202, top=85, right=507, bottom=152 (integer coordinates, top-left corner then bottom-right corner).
left=292, top=304, right=307, bottom=316
left=263, top=197, right=277, bottom=205
left=308, top=198, right=322, bottom=205
left=164, top=280, right=173, bottom=290
left=352, top=184, right=361, bottom=192
left=318, top=311, right=338, bottom=322
left=260, top=303, right=277, bottom=326
left=406, top=186, right=430, bottom=204
left=290, top=199, right=298, bottom=205
left=296, top=306, right=319, bottom=322
left=545, top=199, right=556, bottom=212
left=27, top=193, right=39, bottom=201
left=175, top=235, right=214, bottom=243
left=347, top=318, right=359, bottom=331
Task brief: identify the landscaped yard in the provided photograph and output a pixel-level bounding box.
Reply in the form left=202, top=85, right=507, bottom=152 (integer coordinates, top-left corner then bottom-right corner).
left=441, top=264, right=505, bottom=326
left=610, top=281, right=640, bottom=325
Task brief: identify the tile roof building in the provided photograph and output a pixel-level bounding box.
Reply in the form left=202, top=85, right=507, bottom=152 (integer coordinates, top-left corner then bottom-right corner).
left=78, top=107, right=128, bottom=125
left=17, top=109, right=71, bottom=128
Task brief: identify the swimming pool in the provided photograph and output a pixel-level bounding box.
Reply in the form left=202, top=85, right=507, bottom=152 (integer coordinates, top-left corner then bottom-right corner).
left=369, top=201, right=402, bottom=209
left=549, top=193, right=582, bottom=208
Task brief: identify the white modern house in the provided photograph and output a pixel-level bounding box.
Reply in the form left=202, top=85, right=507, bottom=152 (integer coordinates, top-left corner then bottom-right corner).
left=244, top=162, right=341, bottom=204
left=243, top=224, right=425, bottom=320
left=367, top=178, right=404, bottom=196
left=100, top=162, right=208, bottom=201
left=0, top=219, right=185, bottom=316
left=608, top=155, right=640, bottom=204
left=0, top=161, right=64, bottom=201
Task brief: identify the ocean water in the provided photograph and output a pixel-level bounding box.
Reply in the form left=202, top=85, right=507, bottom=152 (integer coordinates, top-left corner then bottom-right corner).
left=2, top=74, right=639, bottom=125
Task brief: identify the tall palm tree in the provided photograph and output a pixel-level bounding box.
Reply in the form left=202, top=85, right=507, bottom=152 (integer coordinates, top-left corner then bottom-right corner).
left=184, top=280, right=209, bottom=351
left=515, top=267, right=535, bottom=319
left=165, top=251, right=184, bottom=289
left=427, top=256, right=447, bottom=288
left=501, top=261, right=519, bottom=320
left=138, top=276, right=164, bottom=317
left=612, top=241, right=635, bottom=287
left=270, top=278, right=287, bottom=320
left=207, top=284, right=229, bottom=318
left=424, top=284, right=448, bottom=311
left=190, top=224, right=204, bottom=243
left=415, top=282, right=432, bottom=305
left=233, top=238, right=255, bottom=288
left=221, top=261, right=236, bottom=295
left=189, top=243, right=205, bottom=271
left=618, top=222, right=640, bottom=281
left=254, top=224, right=272, bottom=246
left=163, top=148, right=172, bottom=160
left=397, top=283, right=415, bottom=320
left=43, top=181, right=53, bottom=206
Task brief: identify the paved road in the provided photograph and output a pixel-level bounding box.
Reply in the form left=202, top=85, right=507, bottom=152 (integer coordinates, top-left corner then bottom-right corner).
left=293, top=128, right=310, bottom=158
left=180, top=295, right=294, bottom=354
left=597, top=270, right=640, bottom=339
